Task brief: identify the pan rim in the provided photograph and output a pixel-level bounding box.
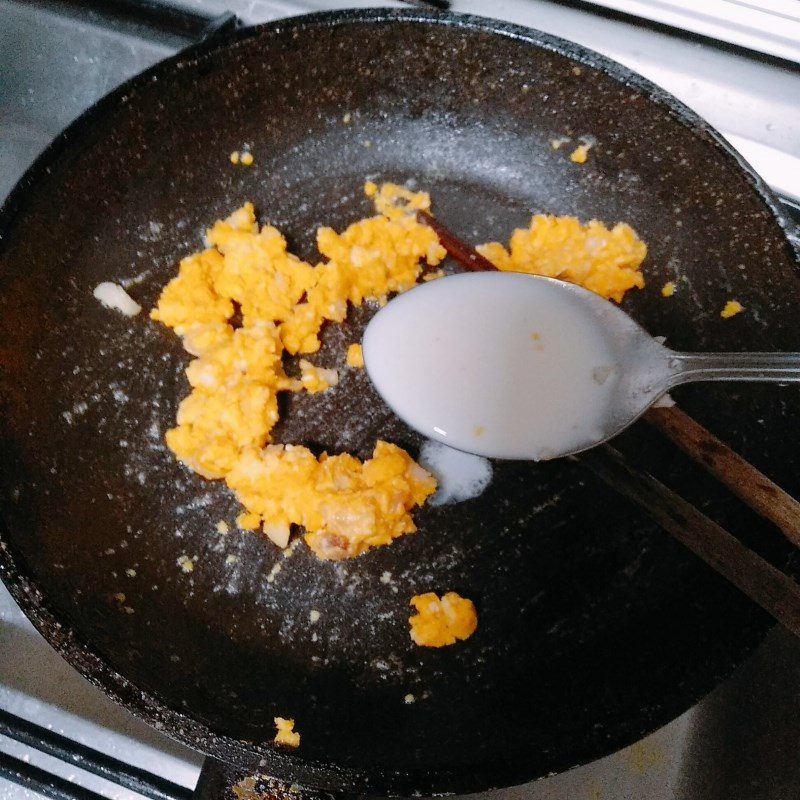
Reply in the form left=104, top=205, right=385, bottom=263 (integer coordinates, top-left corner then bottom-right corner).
left=1, top=8, right=798, bottom=795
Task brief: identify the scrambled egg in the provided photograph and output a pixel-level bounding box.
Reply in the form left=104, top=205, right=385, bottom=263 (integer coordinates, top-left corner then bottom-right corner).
left=409, top=592, right=478, bottom=647
left=226, top=442, right=435, bottom=560
left=477, top=215, right=646, bottom=302
left=274, top=717, right=300, bottom=747
left=152, top=184, right=443, bottom=559
left=152, top=180, right=648, bottom=561
left=721, top=299, right=744, bottom=318
left=661, top=281, right=676, bottom=298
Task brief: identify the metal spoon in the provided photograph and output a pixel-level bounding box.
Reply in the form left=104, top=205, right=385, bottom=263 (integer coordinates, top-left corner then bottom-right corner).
left=362, top=271, right=799, bottom=461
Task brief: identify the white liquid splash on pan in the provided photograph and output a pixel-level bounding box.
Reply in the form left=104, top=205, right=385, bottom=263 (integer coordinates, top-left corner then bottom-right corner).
left=419, top=441, right=493, bottom=506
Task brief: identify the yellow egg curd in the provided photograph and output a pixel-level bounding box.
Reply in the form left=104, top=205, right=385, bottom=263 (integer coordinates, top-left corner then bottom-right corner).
left=152, top=183, right=443, bottom=560
left=477, top=214, right=646, bottom=302
left=409, top=592, right=478, bottom=647
left=273, top=717, right=300, bottom=747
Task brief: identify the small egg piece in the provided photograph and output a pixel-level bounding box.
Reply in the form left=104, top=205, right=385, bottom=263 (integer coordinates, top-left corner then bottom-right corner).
left=409, top=592, right=478, bottom=647
left=299, top=360, right=339, bottom=392
left=274, top=717, right=300, bottom=747
left=230, top=151, right=240, bottom=165
left=570, top=144, right=590, bottom=164
left=240, top=151, right=254, bottom=166
left=661, top=281, right=676, bottom=298
left=176, top=555, right=194, bottom=573
left=721, top=300, right=744, bottom=318
left=346, top=343, right=364, bottom=368
left=422, top=269, right=445, bottom=282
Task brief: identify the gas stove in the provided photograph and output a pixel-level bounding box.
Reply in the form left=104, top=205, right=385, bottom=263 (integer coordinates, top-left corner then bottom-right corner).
left=2, top=1, right=799, bottom=798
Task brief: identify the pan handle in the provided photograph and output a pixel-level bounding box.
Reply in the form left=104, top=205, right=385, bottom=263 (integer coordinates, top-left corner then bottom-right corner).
left=193, top=757, right=351, bottom=800
left=57, top=0, right=240, bottom=43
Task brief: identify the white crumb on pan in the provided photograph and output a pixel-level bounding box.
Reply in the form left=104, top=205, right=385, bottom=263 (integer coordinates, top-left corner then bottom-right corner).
left=93, top=282, right=142, bottom=316
left=266, top=561, right=282, bottom=584
left=419, top=441, right=493, bottom=506
left=176, top=555, right=195, bottom=573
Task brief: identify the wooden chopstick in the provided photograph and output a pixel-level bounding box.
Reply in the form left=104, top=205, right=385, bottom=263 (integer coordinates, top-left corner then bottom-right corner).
left=645, top=405, right=800, bottom=549
left=416, top=209, right=800, bottom=634
left=418, top=209, right=800, bottom=546
left=418, top=211, right=499, bottom=272
left=579, top=446, right=800, bottom=637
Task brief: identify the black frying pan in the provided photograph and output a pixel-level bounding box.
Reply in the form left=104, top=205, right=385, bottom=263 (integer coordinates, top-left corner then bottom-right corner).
left=1, top=9, right=799, bottom=797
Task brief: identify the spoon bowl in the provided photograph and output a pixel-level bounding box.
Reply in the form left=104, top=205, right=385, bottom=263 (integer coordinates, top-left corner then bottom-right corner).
left=363, top=272, right=800, bottom=460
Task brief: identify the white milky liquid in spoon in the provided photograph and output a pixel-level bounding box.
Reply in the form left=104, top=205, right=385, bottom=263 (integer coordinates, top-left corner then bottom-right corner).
left=363, top=273, right=620, bottom=460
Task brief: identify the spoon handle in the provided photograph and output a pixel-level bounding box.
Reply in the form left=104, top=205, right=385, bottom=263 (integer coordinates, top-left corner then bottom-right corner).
left=670, top=352, right=800, bottom=384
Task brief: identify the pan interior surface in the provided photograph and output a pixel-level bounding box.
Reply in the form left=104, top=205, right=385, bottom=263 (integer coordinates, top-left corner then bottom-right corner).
left=1, top=11, right=799, bottom=794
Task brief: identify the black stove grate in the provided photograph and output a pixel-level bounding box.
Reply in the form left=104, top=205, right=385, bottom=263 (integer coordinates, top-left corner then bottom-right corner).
left=0, top=708, right=192, bottom=800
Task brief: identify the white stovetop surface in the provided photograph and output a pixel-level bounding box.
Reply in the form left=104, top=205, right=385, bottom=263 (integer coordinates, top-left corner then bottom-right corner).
left=1, top=1, right=799, bottom=798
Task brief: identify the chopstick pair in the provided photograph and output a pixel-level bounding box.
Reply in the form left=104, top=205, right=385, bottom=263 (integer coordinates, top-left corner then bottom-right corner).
left=418, top=210, right=800, bottom=637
